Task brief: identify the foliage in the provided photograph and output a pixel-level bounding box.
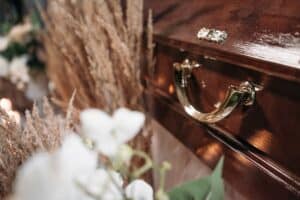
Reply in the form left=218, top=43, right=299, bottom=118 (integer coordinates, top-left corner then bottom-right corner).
left=1, top=103, right=225, bottom=200
left=0, top=9, right=44, bottom=69
left=0, top=22, right=13, bottom=35
left=11, top=108, right=153, bottom=200
left=168, top=157, right=224, bottom=200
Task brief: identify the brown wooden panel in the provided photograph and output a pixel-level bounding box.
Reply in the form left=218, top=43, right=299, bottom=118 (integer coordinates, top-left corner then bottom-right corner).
left=144, top=1, right=300, bottom=198
left=145, top=0, right=300, bottom=82
left=151, top=44, right=300, bottom=176
left=145, top=89, right=299, bottom=200
left=143, top=43, right=300, bottom=199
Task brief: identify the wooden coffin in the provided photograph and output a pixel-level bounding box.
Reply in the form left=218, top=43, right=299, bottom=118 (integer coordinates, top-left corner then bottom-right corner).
left=144, top=1, right=300, bottom=199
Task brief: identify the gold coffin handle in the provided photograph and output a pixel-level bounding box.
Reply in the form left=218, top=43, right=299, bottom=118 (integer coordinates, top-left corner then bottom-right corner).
left=173, top=59, right=262, bottom=124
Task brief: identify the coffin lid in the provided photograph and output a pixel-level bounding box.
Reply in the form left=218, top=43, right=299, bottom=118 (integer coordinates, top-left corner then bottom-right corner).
left=145, top=0, right=300, bottom=82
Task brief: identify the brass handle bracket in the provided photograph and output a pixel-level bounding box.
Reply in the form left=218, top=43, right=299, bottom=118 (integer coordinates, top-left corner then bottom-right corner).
left=173, top=59, right=262, bottom=123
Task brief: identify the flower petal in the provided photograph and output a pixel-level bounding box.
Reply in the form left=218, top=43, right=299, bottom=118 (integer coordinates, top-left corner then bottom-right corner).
left=80, top=108, right=113, bottom=141
left=13, top=134, right=97, bottom=200
left=125, top=179, right=153, bottom=200
left=8, top=23, right=32, bottom=43
left=13, top=152, right=59, bottom=200
left=54, top=134, right=97, bottom=179
left=77, top=169, right=123, bottom=200
left=113, top=108, right=145, bottom=144
left=95, top=134, right=120, bottom=157
left=9, top=55, right=30, bottom=86
left=0, top=36, right=9, bottom=51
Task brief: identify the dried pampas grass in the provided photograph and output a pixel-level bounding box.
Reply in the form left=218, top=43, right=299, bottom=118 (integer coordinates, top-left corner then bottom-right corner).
left=43, top=0, right=155, bottom=180
left=0, top=97, right=76, bottom=198
left=0, top=0, right=155, bottom=196
left=43, top=0, right=154, bottom=113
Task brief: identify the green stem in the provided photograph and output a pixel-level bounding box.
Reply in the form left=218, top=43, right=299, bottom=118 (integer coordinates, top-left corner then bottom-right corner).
left=131, top=150, right=153, bottom=179
left=155, top=162, right=171, bottom=200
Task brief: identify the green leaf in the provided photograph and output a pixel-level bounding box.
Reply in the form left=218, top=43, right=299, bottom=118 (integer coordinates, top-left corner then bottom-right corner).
left=0, top=22, right=13, bottom=35
left=168, top=156, right=224, bottom=200
left=168, top=177, right=211, bottom=200
left=209, top=156, right=224, bottom=200
left=0, top=42, right=28, bottom=60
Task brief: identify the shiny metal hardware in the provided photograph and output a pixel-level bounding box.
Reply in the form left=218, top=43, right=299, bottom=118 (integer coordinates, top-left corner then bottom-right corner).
left=197, top=27, right=228, bottom=43
left=173, top=59, right=262, bottom=124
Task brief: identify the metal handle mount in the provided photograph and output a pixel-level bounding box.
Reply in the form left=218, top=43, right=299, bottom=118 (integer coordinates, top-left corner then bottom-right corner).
left=173, top=59, right=262, bottom=124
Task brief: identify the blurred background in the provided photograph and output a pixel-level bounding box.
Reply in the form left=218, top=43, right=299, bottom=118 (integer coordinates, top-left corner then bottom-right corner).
left=0, top=0, right=46, bottom=25
left=0, top=0, right=48, bottom=123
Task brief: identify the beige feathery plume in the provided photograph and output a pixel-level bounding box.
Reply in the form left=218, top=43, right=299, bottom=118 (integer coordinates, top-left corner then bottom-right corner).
left=0, top=1, right=155, bottom=196
left=43, top=0, right=153, bottom=113
left=147, top=9, right=155, bottom=78
left=43, top=0, right=155, bottom=182
left=0, top=97, right=76, bottom=198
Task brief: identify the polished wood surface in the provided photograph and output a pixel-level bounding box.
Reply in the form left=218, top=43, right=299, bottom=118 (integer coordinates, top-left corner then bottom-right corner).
left=150, top=120, right=246, bottom=200
left=151, top=44, right=300, bottom=177
left=144, top=44, right=300, bottom=199
left=145, top=88, right=299, bottom=200
left=145, top=0, right=300, bottom=82
left=143, top=1, right=300, bottom=198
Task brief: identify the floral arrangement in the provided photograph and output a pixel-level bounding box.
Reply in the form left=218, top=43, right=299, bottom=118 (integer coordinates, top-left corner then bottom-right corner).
left=0, top=11, right=44, bottom=91
left=0, top=98, right=21, bottom=123
left=43, top=0, right=154, bottom=182
left=5, top=107, right=224, bottom=200
left=0, top=97, right=75, bottom=198
left=0, top=1, right=225, bottom=199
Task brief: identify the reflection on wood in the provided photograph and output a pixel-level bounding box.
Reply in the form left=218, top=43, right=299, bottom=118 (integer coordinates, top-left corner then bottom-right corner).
left=150, top=120, right=246, bottom=200
left=196, top=142, right=223, bottom=163
left=144, top=0, right=300, bottom=199
left=248, top=130, right=272, bottom=152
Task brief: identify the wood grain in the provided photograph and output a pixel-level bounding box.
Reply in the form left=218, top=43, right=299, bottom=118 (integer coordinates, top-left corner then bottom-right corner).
left=144, top=1, right=300, bottom=199
left=145, top=0, right=300, bottom=82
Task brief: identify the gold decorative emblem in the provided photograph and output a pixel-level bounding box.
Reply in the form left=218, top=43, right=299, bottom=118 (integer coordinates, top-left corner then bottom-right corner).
left=197, top=27, right=228, bottom=43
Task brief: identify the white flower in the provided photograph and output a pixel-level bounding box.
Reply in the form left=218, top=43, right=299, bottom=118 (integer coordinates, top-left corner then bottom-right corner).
left=9, top=55, right=30, bottom=89
left=77, top=169, right=123, bottom=200
left=80, top=107, right=145, bottom=157
left=13, top=132, right=154, bottom=200
left=125, top=180, right=154, bottom=200
left=9, top=55, right=30, bottom=82
left=8, top=23, right=32, bottom=43
left=0, top=98, right=21, bottom=123
left=13, top=152, right=58, bottom=200
left=7, top=110, right=21, bottom=124
left=13, top=134, right=98, bottom=200
left=0, top=55, right=9, bottom=77
left=54, top=134, right=98, bottom=180
left=0, top=98, right=12, bottom=112
left=113, top=108, right=146, bottom=143
left=0, top=36, right=10, bottom=51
